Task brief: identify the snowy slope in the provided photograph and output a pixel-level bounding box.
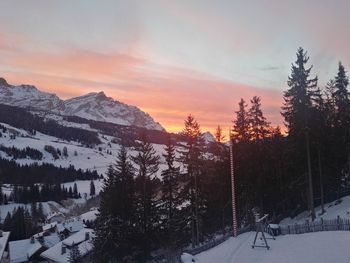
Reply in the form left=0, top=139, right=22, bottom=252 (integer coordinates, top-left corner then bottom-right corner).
left=280, top=194, right=350, bottom=225
left=0, top=122, right=174, bottom=176
left=0, top=77, right=164, bottom=131
left=192, top=231, right=350, bottom=263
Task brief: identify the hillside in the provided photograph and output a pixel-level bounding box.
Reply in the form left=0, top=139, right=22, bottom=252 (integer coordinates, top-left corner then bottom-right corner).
left=280, top=194, right=350, bottom=225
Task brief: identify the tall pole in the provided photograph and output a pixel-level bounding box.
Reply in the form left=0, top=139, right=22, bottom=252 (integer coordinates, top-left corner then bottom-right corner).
left=305, top=127, right=315, bottom=221
left=229, top=129, right=238, bottom=237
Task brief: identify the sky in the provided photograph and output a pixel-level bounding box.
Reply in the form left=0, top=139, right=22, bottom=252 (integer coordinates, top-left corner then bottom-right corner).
left=0, top=0, right=350, bottom=135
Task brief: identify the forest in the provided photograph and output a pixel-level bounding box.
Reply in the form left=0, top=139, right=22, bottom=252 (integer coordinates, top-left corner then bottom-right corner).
left=93, top=48, right=350, bottom=262
left=0, top=158, right=100, bottom=184
left=0, top=104, right=101, bottom=145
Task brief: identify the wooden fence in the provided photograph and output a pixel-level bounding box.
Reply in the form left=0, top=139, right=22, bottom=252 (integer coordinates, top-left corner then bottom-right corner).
left=183, top=225, right=252, bottom=256
left=280, top=216, right=350, bottom=235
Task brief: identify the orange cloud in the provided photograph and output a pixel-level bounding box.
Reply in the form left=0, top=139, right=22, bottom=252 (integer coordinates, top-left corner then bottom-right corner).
left=1, top=49, right=284, bottom=138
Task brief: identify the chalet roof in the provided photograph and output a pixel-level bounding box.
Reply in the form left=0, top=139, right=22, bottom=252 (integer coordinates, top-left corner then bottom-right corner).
left=40, top=229, right=94, bottom=263
left=9, top=238, right=42, bottom=263
left=56, top=220, right=85, bottom=233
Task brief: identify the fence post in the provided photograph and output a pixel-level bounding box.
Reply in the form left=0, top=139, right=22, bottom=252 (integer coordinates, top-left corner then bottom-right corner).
left=321, top=218, right=324, bottom=231
left=306, top=219, right=309, bottom=233
left=295, top=223, right=298, bottom=234
left=337, top=215, right=340, bottom=230
left=288, top=225, right=290, bottom=235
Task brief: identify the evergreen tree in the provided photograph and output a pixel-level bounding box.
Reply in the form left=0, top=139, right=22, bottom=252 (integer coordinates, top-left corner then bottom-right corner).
left=131, top=134, right=160, bottom=260
left=68, top=187, right=73, bottom=198
left=249, top=96, right=270, bottom=141
left=90, top=180, right=95, bottom=196
left=73, top=183, right=78, bottom=199
left=232, top=99, right=251, bottom=142
left=94, top=146, right=136, bottom=262
left=179, top=114, right=204, bottom=247
left=161, top=135, right=182, bottom=250
left=214, top=125, right=225, bottom=143
left=334, top=62, right=350, bottom=129
left=63, top=146, right=68, bottom=158
left=281, top=47, right=318, bottom=220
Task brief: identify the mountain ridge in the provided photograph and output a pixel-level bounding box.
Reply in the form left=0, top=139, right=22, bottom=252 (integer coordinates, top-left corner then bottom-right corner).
left=0, top=78, right=164, bottom=131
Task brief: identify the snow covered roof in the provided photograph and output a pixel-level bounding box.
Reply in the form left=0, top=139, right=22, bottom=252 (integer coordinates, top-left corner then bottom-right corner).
left=40, top=229, right=94, bottom=263
left=0, top=231, right=10, bottom=260
left=62, top=228, right=92, bottom=247
left=39, top=233, right=61, bottom=249
left=9, top=238, right=42, bottom=263
left=56, top=220, right=85, bottom=233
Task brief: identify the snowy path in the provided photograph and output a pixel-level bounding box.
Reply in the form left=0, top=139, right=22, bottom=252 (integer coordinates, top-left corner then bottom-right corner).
left=195, top=231, right=350, bottom=263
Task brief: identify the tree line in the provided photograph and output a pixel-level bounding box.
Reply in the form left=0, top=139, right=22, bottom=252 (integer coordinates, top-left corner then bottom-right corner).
left=231, top=48, right=350, bottom=222
left=93, top=47, right=350, bottom=261
left=0, top=158, right=100, bottom=184
left=0, top=104, right=101, bottom=146
left=2, top=204, right=45, bottom=241
left=94, top=116, right=230, bottom=262
left=0, top=145, right=43, bottom=160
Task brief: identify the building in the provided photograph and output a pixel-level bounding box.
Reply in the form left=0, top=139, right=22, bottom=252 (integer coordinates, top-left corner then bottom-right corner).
left=9, top=237, right=44, bottom=263
left=56, top=220, right=85, bottom=238
left=9, top=232, right=60, bottom=263
left=40, top=229, right=94, bottom=263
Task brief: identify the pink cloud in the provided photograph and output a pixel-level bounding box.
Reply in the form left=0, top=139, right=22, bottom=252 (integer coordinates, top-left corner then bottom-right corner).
left=1, top=48, right=283, bottom=136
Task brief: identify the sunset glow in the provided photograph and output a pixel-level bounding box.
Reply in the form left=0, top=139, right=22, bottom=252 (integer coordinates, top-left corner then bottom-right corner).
left=1, top=0, right=349, bottom=136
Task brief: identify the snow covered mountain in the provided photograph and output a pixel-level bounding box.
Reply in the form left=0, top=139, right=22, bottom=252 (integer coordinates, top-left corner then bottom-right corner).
left=0, top=78, right=163, bottom=131
left=0, top=78, right=62, bottom=110
left=59, top=92, right=163, bottom=131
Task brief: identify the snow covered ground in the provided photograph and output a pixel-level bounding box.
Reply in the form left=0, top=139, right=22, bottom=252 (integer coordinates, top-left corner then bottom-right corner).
left=191, top=231, right=350, bottom=263
left=0, top=122, right=177, bottom=176
left=280, top=194, right=350, bottom=225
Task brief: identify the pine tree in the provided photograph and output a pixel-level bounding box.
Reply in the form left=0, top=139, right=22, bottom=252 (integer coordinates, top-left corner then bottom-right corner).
left=334, top=62, right=350, bottom=129
left=68, top=187, right=73, bottom=198
left=63, top=146, right=68, bottom=158
left=161, top=134, right=182, bottom=249
left=179, top=114, right=204, bottom=247
left=249, top=96, right=270, bottom=141
left=282, top=47, right=318, bottom=137
left=94, top=146, right=136, bottom=262
left=90, top=181, right=95, bottom=196
left=131, top=133, right=160, bottom=260
left=214, top=125, right=225, bottom=143
left=73, top=183, right=78, bottom=199
left=331, top=62, right=350, bottom=191
left=232, top=99, right=251, bottom=142
left=282, top=47, right=318, bottom=220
